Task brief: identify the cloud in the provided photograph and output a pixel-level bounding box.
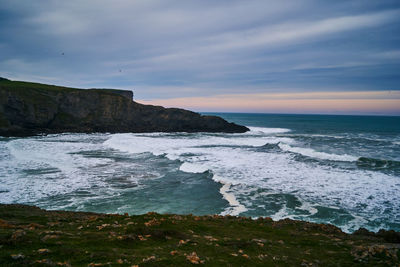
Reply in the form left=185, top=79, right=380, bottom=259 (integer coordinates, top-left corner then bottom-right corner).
left=0, top=0, right=399, bottom=114
left=193, top=10, right=400, bottom=53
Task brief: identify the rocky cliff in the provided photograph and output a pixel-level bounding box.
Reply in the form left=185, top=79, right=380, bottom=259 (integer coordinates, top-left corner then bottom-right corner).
left=0, top=78, right=248, bottom=136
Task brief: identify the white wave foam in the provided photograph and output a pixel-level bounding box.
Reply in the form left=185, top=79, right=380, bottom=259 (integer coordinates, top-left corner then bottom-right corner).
left=179, top=162, right=209, bottom=173
left=105, top=131, right=400, bottom=231
left=270, top=204, right=292, bottom=221
left=341, top=214, right=369, bottom=233
left=2, top=129, right=399, bottom=232
left=298, top=201, right=318, bottom=216
left=104, top=133, right=289, bottom=158
left=0, top=134, right=124, bottom=204
left=285, top=133, right=398, bottom=146
left=219, top=181, right=248, bottom=216
left=247, top=126, right=291, bottom=134
left=278, top=143, right=358, bottom=162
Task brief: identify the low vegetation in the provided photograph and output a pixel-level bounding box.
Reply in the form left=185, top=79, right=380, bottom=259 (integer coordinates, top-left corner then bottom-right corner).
left=0, top=204, right=399, bottom=266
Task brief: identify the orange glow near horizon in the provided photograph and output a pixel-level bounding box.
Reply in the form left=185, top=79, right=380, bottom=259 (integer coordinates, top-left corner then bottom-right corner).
left=138, top=91, right=400, bottom=115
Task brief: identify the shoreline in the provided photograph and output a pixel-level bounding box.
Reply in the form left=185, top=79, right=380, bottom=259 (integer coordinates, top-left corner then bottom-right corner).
left=1, top=203, right=399, bottom=265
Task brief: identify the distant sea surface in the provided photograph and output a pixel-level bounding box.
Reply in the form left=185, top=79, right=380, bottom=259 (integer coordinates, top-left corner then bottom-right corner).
left=1, top=113, right=399, bottom=233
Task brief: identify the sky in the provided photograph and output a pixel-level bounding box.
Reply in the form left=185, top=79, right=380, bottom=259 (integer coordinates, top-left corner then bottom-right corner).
left=0, top=0, right=399, bottom=115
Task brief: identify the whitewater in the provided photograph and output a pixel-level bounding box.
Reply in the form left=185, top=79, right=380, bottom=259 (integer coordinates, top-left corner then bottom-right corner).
left=0, top=113, right=399, bottom=233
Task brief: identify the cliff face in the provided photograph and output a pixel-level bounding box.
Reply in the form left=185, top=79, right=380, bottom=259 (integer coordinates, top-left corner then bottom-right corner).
left=0, top=78, right=248, bottom=136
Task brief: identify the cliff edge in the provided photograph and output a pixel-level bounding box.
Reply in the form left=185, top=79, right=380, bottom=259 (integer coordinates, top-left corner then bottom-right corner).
left=0, top=78, right=248, bottom=136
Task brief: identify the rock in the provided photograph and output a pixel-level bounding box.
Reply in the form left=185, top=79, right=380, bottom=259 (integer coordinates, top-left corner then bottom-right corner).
left=11, top=230, right=26, bottom=241
left=204, top=235, right=218, bottom=242
left=88, top=216, right=98, bottom=222
left=142, top=256, right=156, bottom=262
left=96, top=224, right=110, bottom=230
left=353, top=227, right=374, bottom=237
left=0, top=219, right=15, bottom=228
left=0, top=78, right=249, bottom=136
left=257, top=254, right=268, bottom=259
left=27, top=223, right=45, bottom=230
left=354, top=228, right=400, bottom=243
left=38, top=248, right=51, bottom=254
left=56, top=261, right=71, bottom=266
left=252, top=238, right=267, bottom=243
left=144, top=218, right=160, bottom=227
left=376, top=229, right=400, bottom=243
left=11, top=253, right=24, bottom=260
left=138, top=235, right=147, bottom=241
left=351, top=244, right=399, bottom=262
left=186, top=252, right=202, bottom=264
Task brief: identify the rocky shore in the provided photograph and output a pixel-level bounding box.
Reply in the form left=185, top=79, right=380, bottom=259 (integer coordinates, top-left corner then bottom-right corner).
left=0, top=204, right=399, bottom=266
left=0, top=78, right=248, bottom=136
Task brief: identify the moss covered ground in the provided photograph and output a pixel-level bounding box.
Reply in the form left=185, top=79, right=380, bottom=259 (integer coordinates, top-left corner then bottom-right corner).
left=0, top=78, right=129, bottom=101
left=0, top=204, right=399, bottom=266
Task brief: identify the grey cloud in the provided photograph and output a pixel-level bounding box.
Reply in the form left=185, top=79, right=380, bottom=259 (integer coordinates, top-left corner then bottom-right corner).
left=0, top=0, right=399, bottom=100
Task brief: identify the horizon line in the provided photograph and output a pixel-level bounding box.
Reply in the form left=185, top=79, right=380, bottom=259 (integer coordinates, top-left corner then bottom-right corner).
left=198, top=111, right=400, bottom=117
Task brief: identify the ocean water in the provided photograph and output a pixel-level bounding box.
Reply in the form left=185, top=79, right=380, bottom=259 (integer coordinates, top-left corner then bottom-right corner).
left=0, top=113, right=399, bottom=233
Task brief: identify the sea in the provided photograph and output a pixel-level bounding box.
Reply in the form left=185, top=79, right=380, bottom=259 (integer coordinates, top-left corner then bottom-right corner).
left=0, top=113, right=399, bottom=233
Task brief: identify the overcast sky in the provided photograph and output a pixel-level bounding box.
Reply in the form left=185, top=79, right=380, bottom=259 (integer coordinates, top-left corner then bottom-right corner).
left=0, top=0, right=399, bottom=114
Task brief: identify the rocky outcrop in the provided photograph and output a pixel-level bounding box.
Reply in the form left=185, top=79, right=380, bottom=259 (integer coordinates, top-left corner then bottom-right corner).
left=0, top=78, right=248, bottom=136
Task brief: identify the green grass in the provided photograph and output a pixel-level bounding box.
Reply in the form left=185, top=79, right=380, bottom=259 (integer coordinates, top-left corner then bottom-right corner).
left=0, top=78, right=128, bottom=99
left=0, top=79, right=77, bottom=94
left=0, top=204, right=399, bottom=266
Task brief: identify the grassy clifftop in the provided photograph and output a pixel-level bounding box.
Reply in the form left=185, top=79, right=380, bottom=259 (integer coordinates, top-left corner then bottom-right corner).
left=0, top=78, right=133, bottom=99
left=0, top=204, right=399, bottom=266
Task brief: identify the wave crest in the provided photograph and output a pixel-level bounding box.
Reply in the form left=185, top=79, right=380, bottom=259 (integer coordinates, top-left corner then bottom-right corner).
left=356, top=157, right=400, bottom=170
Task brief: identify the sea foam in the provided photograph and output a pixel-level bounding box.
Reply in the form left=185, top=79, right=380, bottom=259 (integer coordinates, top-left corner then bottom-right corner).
left=1, top=125, right=399, bottom=233
left=278, top=143, right=358, bottom=162
left=219, top=181, right=248, bottom=216
left=247, top=127, right=291, bottom=134
left=179, top=162, right=209, bottom=173
left=103, top=128, right=400, bottom=232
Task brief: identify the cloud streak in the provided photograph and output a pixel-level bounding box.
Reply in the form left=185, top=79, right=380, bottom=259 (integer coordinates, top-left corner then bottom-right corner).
left=0, top=0, right=399, bottom=114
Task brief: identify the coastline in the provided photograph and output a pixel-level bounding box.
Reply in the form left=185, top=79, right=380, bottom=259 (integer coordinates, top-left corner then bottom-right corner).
left=0, top=204, right=399, bottom=266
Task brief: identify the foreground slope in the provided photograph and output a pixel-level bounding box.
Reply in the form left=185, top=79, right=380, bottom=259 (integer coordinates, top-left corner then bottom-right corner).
left=0, top=204, right=399, bottom=266
left=0, top=78, right=248, bottom=136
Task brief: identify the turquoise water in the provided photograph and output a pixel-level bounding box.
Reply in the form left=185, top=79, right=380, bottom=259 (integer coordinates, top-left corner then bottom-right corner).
left=0, top=113, right=399, bottom=232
